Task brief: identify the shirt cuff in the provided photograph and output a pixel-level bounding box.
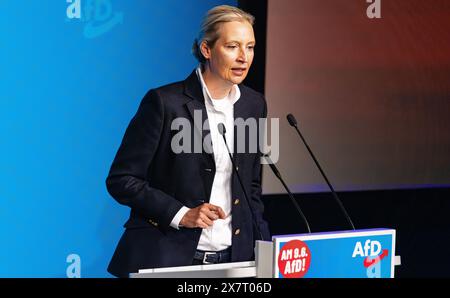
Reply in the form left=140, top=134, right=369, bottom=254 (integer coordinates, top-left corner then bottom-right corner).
left=170, top=206, right=190, bottom=230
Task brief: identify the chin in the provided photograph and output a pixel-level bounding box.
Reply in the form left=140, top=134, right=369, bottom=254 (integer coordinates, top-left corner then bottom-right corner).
left=231, top=76, right=246, bottom=85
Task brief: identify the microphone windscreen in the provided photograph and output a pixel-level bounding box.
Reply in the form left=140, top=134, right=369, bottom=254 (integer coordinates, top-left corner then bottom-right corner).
left=286, top=114, right=297, bottom=127
left=217, top=123, right=226, bottom=135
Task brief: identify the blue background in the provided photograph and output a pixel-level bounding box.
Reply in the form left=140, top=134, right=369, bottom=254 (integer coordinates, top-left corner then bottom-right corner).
left=0, top=0, right=236, bottom=277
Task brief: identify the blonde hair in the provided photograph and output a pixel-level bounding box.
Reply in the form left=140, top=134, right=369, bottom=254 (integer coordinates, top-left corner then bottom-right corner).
left=192, top=5, right=255, bottom=64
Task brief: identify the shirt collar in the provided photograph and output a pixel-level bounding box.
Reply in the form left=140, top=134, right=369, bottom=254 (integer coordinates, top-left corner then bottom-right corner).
left=195, top=66, right=241, bottom=108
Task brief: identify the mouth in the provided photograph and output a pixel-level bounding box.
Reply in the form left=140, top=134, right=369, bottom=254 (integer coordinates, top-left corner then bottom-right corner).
left=231, top=67, right=247, bottom=76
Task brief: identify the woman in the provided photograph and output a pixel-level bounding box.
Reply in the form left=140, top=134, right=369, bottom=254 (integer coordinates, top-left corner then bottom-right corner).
left=106, top=5, right=270, bottom=277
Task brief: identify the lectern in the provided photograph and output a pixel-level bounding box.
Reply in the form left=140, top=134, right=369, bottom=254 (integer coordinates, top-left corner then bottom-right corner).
left=130, top=228, right=400, bottom=278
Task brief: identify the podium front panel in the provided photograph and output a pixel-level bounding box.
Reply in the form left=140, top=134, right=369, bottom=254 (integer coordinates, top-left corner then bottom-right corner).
left=272, top=228, right=396, bottom=278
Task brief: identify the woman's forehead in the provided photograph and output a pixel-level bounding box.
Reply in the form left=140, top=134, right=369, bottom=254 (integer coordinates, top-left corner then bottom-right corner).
left=217, top=21, right=255, bottom=42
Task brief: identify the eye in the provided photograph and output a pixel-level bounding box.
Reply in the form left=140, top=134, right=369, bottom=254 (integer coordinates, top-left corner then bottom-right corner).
left=227, top=45, right=238, bottom=49
left=248, top=45, right=255, bottom=50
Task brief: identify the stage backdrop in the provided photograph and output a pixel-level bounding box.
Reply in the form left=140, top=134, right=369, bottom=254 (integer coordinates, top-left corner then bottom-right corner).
left=263, top=0, right=450, bottom=194
left=0, top=0, right=236, bottom=277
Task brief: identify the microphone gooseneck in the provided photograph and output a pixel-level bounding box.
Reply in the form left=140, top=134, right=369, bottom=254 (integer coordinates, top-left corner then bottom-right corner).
left=264, top=154, right=312, bottom=233
left=286, top=113, right=356, bottom=230
left=217, top=123, right=265, bottom=241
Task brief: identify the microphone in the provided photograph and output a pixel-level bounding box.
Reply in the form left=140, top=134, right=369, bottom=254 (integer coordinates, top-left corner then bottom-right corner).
left=217, top=123, right=265, bottom=241
left=286, top=113, right=356, bottom=230
left=263, top=154, right=311, bottom=233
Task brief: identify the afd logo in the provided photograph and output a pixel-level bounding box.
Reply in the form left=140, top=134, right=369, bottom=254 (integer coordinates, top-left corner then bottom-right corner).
left=66, top=0, right=123, bottom=38
left=352, top=240, right=389, bottom=278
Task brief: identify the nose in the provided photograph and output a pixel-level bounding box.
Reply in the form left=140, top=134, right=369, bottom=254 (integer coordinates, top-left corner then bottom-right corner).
left=237, top=47, right=248, bottom=63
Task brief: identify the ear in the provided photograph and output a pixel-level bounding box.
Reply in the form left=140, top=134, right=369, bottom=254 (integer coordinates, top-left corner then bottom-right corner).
left=200, top=41, right=211, bottom=60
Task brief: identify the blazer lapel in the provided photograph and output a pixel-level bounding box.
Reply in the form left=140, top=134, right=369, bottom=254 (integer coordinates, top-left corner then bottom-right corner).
left=183, top=71, right=215, bottom=167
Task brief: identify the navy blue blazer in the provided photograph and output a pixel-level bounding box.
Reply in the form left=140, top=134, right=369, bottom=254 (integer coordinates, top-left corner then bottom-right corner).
left=106, top=70, right=271, bottom=277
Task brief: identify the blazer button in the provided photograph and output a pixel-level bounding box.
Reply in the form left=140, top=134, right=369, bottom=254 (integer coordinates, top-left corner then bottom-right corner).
left=234, top=228, right=241, bottom=235
left=234, top=199, right=240, bottom=205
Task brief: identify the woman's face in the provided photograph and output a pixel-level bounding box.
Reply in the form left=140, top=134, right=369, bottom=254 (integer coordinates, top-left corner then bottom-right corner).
left=202, top=21, right=255, bottom=86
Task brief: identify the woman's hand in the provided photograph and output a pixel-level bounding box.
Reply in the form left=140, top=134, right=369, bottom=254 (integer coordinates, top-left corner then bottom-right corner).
left=180, top=203, right=227, bottom=229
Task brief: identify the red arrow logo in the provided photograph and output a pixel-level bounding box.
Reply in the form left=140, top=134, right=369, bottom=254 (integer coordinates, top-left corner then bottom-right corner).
left=363, top=249, right=389, bottom=268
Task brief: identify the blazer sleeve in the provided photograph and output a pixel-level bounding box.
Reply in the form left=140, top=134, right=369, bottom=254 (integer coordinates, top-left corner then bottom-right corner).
left=250, top=95, right=271, bottom=241
left=106, top=89, right=183, bottom=229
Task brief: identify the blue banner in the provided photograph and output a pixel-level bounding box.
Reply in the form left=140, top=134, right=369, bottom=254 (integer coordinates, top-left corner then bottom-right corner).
left=0, top=0, right=236, bottom=277
left=273, top=229, right=396, bottom=278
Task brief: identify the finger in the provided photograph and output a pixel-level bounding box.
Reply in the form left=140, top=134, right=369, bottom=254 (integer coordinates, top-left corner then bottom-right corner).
left=206, top=204, right=225, bottom=218
left=200, top=214, right=214, bottom=227
left=215, top=207, right=226, bottom=219
left=199, top=222, right=209, bottom=229
left=201, top=204, right=219, bottom=219
left=203, top=209, right=219, bottom=221
left=195, top=218, right=209, bottom=229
